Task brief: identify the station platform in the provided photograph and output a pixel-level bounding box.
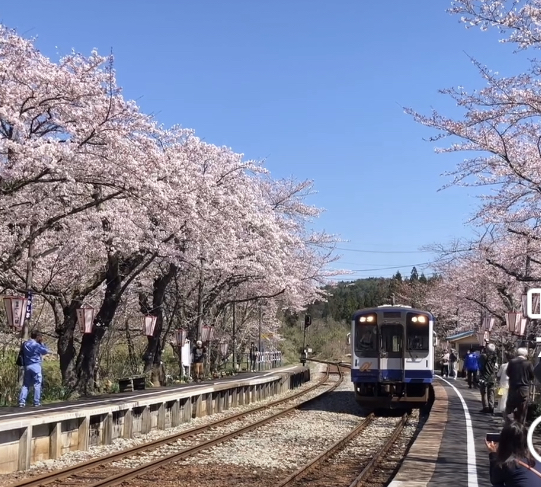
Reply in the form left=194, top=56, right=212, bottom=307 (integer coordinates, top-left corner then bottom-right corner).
left=0, top=364, right=310, bottom=473
left=0, top=365, right=303, bottom=420
left=389, top=374, right=534, bottom=487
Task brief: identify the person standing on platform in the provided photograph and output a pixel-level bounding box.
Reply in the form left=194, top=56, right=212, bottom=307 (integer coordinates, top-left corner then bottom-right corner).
left=441, top=349, right=450, bottom=377
left=249, top=342, right=258, bottom=372
left=486, top=421, right=541, bottom=486
left=496, top=353, right=512, bottom=416
left=18, top=331, right=51, bottom=407
left=449, top=349, right=458, bottom=379
left=506, top=347, right=534, bottom=425
left=464, top=349, right=480, bottom=388
left=479, top=343, right=498, bottom=414
left=192, top=340, right=206, bottom=382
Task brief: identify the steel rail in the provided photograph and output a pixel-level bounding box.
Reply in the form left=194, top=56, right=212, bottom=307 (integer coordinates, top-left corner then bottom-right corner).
left=84, top=367, right=345, bottom=487
left=348, top=412, right=409, bottom=487
left=306, top=357, right=352, bottom=369
left=9, top=366, right=333, bottom=487
left=276, top=412, right=376, bottom=487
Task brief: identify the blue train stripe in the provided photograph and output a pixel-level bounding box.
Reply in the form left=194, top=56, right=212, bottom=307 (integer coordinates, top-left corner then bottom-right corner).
left=351, top=369, right=378, bottom=382
left=351, top=368, right=433, bottom=383
left=404, top=370, right=433, bottom=379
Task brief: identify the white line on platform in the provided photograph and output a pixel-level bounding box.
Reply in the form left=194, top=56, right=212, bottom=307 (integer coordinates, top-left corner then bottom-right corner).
left=437, top=375, right=479, bottom=487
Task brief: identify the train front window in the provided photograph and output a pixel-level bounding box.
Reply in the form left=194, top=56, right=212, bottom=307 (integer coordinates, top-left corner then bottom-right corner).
left=406, top=312, right=430, bottom=351
left=380, top=324, right=403, bottom=358
left=355, top=324, right=378, bottom=357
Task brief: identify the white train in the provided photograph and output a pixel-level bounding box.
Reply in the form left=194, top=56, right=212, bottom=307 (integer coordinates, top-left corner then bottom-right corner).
left=350, top=305, right=435, bottom=410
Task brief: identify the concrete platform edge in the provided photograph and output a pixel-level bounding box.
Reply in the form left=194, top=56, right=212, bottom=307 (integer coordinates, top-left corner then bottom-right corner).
left=388, top=381, right=448, bottom=487
left=0, top=365, right=310, bottom=473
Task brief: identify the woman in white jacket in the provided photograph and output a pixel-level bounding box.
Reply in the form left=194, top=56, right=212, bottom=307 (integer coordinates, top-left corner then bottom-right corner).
left=496, top=352, right=512, bottom=414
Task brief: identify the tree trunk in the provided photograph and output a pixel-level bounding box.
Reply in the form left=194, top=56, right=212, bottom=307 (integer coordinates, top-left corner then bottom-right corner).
left=74, top=251, right=144, bottom=394
left=140, top=264, right=177, bottom=386
left=57, top=315, right=77, bottom=387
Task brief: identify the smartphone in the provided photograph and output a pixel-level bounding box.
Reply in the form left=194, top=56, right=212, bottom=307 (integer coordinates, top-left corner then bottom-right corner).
left=486, top=432, right=500, bottom=443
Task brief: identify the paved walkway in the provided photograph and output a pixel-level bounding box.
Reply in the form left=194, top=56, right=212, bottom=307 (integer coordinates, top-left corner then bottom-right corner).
left=391, top=375, right=514, bottom=487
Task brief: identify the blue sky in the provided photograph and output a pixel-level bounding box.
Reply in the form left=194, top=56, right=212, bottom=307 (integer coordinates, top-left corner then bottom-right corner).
left=0, top=1, right=529, bottom=280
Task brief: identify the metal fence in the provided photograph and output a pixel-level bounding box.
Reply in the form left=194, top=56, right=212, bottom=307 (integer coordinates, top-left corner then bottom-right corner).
left=232, top=351, right=283, bottom=371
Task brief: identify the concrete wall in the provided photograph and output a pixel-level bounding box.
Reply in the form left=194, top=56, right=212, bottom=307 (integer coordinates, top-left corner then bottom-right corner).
left=0, top=367, right=309, bottom=473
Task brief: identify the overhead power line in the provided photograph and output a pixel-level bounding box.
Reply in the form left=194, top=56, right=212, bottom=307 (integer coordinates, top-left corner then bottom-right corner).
left=332, top=262, right=432, bottom=273
left=335, top=247, right=433, bottom=254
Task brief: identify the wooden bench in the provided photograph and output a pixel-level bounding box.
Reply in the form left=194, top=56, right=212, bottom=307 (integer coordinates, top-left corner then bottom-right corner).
left=118, top=376, right=146, bottom=393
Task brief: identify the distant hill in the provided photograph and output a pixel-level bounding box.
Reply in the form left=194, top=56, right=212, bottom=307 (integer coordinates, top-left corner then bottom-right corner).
left=304, top=268, right=436, bottom=323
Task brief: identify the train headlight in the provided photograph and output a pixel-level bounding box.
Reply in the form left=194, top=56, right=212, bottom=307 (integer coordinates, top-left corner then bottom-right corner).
left=360, top=317, right=366, bottom=322
left=367, top=316, right=374, bottom=322
left=417, top=315, right=426, bottom=323
left=412, top=316, right=418, bottom=322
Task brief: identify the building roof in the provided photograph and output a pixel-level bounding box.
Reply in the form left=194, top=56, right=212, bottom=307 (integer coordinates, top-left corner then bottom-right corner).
left=446, top=330, right=476, bottom=341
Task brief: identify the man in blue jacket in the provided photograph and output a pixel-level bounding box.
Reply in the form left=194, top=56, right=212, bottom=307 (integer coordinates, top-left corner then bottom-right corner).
left=464, top=348, right=480, bottom=389
left=18, top=331, right=52, bottom=407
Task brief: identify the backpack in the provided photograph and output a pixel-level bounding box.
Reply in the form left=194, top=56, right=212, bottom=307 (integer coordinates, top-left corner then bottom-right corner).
left=450, top=352, right=457, bottom=362
left=15, top=343, right=25, bottom=367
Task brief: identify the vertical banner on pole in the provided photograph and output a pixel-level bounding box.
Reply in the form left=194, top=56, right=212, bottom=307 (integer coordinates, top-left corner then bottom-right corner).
left=182, top=339, right=191, bottom=379
left=25, top=293, right=33, bottom=320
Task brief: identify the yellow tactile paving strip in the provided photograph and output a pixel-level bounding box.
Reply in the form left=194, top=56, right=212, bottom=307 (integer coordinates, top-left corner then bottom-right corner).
left=387, top=382, right=448, bottom=487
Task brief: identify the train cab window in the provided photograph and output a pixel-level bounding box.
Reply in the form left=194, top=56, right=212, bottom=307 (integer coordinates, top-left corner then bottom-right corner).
left=406, top=312, right=429, bottom=351
left=380, top=324, right=403, bottom=358
left=355, top=324, right=378, bottom=357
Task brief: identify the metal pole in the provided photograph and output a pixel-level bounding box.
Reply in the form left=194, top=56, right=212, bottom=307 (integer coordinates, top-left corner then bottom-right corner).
left=232, top=302, right=236, bottom=370
left=258, top=304, right=262, bottom=372
left=22, top=224, right=36, bottom=342
left=196, top=258, right=204, bottom=341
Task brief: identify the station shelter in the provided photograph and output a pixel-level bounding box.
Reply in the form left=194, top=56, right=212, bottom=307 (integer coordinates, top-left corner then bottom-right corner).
left=444, top=330, right=480, bottom=376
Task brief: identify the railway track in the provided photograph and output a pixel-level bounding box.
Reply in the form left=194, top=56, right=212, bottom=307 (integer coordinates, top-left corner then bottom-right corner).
left=276, top=412, right=410, bottom=487
left=9, top=365, right=344, bottom=487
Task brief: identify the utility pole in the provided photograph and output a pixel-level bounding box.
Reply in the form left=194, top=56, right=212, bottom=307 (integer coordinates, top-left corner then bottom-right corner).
left=196, top=257, right=204, bottom=341
left=524, top=253, right=531, bottom=352
left=19, top=223, right=36, bottom=385
left=22, top=223, right=36, bottom=342
left=391, top=293, right=396, bottom=305
left=232, top=301, right=237, bottom=370
left=258, top=303, right=262, bottom=371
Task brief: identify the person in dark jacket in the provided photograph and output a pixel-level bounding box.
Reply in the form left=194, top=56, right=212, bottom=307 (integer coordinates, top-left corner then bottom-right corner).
left=486, top=421, right=541, bottom=486
left=449, top=349, right=458, bottom=379
left=479, top=343, right=498, bottom=414
left=506, top=348, right=534, bottom=425
left=249, top=342, right=258, bottom=372
left=192, top=340, right=206, bottom=382
left=464, top=349, right=480, bottom=388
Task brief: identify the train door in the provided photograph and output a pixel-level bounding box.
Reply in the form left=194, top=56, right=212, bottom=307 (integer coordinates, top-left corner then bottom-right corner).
left=379, top=323, right=404, bottom=381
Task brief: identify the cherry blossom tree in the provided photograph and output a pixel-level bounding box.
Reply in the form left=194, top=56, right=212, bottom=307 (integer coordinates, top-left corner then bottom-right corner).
left=449, top=1, right=541, bottom=50
left=404, top=2, right=541, bottom=339
left=0, top=26, right=168, bottom=275
left=0, top=26, right=345, bottom=393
